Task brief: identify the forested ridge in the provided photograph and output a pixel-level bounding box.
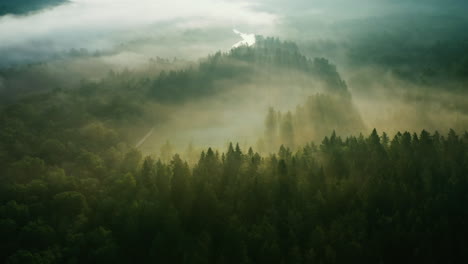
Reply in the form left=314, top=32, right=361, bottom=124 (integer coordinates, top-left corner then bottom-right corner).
left=149, top=36, right=348, bottom=102
left=0, top=37, right=359, bottom=149
left=0, top=36, right=346, bottom=103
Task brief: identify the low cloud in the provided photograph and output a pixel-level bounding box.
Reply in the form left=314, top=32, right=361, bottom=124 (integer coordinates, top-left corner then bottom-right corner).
left=0, top=0, right=277, bottom=66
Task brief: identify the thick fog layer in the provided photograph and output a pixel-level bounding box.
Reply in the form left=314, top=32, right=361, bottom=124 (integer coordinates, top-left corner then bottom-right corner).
left=2, top=0, right=466, bottom=67
left=1, top=0, right=467, bottom=158
left=0, top=0, right=276, bottom=66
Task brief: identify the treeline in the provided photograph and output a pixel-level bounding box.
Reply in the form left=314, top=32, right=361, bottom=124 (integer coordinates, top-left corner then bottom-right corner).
left=150, top=36, right=348, bottom=102
left=1, top=129, right=468, bottom=263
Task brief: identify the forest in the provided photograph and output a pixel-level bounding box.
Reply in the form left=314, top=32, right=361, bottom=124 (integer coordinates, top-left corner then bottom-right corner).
left=1, top=126, right=468, bottom=263
left=1, top=0, right=468, bottom=263
left=1, top=33, right=468, bottom=264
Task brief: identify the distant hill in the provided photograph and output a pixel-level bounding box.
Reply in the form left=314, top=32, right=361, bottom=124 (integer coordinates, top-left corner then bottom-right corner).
left=0, top=37, right=348, bottom=104
left=149, top=36, right=349, bottom=102
left=0, top=0, right=68, bottom=16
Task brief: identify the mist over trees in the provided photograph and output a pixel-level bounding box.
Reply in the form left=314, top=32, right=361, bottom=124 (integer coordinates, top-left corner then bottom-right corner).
left=1, top=1, right=468, bottom=262
left=260, top=94, right=365, bottom=152
left=149, top=37, right=348, bottom=102
left=0, top=37, right=364, bottom=152
left=294, top=14, right=468, bottom=90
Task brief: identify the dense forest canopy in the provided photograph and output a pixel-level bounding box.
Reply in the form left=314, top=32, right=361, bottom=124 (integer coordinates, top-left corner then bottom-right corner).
left=1, top=128, right=468, bottom=263
left=1, top=0, right=468, bottom=263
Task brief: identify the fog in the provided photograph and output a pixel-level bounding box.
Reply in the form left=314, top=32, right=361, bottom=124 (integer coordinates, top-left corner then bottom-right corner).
left=0, top=0, right=276, bottom=66
left=3, top=0, right=465, bottom=67
left=1, top=0, right=467, bottom=159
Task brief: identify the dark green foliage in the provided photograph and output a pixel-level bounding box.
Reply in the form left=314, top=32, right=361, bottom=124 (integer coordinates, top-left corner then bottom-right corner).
left=0, top=0, right=68, bottom=16
left=1, top=128, right=468, bottom=263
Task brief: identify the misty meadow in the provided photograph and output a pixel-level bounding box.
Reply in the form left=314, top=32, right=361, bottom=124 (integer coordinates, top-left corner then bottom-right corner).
left=1, top=0, right=468, bottom=263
